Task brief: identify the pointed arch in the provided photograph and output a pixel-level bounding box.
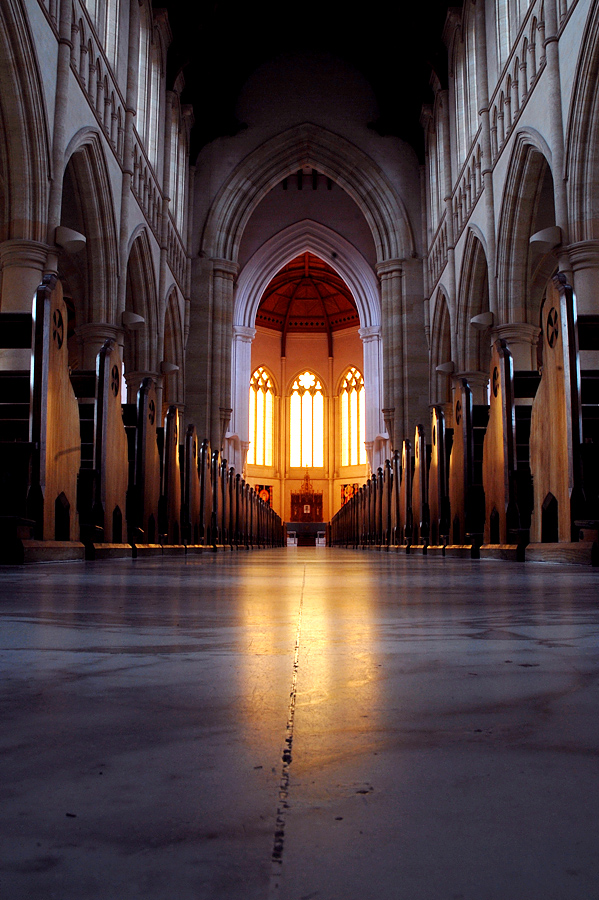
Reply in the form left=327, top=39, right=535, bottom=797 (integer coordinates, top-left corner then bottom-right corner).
left=200, top=123, right=415, bottom=265
left=231, top=220, right=384, bottom=456
left=457, top=228, right=491, bottom=374
left=338, top=365, right=367, bottom=467
left=0, top=0, right=51, bottom=242
left=163, top=288, right=184, bottom=410
left=565, top=0, right=599, bottom=241
left=124, top=228, right=159, bottom=376
left=430, top=289, right=453, bottom=405
left=247, top=365, right=276, bottom=467
left=496, top=130, right=555, bottom=323
left=62, top=129, right=119, bottom=322
left=235, top=220, right=380, bottom=330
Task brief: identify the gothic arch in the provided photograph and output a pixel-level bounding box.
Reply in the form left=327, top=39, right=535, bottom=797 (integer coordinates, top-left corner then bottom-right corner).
left=496, top=130, right=555, bottom=323
left=200, top=123, right=415, bottom=265
left=230, top=221, right=384, bottom=457
left=457, top=229, right=491, bottom=374
left=234, top=220, right=380, bottom=330
left=429, top=288, right=452, bottom=405
left=565, top=0, right=599, bottom=241
left=124, top=228, right=159, bottom=377
left=62, top=130, right=119, bottom=322
left=163, top=289, right=184, bottom=409
left=0, top=0, right=51, bottom=242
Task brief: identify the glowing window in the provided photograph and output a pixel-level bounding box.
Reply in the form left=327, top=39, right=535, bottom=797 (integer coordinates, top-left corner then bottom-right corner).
left=290, top=371, right=324, bottom=468
left=248, top=367, right=274, bottom=466
left=104, top=0, right=119, bottom=66
left=340, top=367, right=366, bottom=466
left=137, top=6, right=161, bottom=167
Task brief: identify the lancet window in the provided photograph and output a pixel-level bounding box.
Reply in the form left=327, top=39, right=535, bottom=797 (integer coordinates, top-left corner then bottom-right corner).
left=137, top=4, right=161, bottom=168
left=83, top=0, right=120, bottom=68
left=340, top=367, right=366, bottom=466
left=289, top=371, right=324, bottom=468
left=248, top=367, right=274, bottom=467
left=169, top=116, right=188, bottom=235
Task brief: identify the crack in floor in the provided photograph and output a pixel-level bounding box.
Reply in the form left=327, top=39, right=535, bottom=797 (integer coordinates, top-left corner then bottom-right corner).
left=268, top=566, right=306, bottom=898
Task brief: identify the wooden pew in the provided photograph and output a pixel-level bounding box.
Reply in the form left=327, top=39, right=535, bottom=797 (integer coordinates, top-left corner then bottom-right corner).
left=128, top=377, right=161, bottom=546
left=481, top=339, right=521, bottom=555
left=183, top=424, right=201, bottom=545
left=381, top=458, right=393, bottom=547
left=391, top=449, right=401, bottom=546
left=428, top=405, right=450, bottom=548
left=158, top=405, right=182, bottom=545
left=210, top=450, right=220, bottom=549
left=0, top=312, right=35, bottom=561
left=411, top=424, right=429, bottom=549
left=528, top=274, right=598, bottom=563
left=198, top=439, right=213, bottom=547
left=28, top=276, right=82, bottom=547
left=398, top=438, right=412, bottom=548
left=447, top=378, right=488, bottom=555
left=579, top=314, right=599, bottom=549
left=92, top=339, right=129, bottom=547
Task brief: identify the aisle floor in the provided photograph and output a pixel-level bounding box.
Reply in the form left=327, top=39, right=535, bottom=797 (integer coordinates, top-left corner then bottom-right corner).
left=1, top=548, right=599, bottom=900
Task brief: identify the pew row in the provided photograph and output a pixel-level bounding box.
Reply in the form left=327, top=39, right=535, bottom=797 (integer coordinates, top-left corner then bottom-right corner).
left=0, top=281, right=284, bottom=563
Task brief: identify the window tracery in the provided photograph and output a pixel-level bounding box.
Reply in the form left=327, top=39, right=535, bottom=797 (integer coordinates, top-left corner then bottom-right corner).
left=289, top=371, right=324, bottom=468
left=248, top=367, right=274, bottom=467
left=340, top=367, right=366, bottom=466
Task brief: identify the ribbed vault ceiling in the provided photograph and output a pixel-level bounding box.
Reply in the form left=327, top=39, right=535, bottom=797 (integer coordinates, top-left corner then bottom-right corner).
left=256, top=253, right=359, bottom=355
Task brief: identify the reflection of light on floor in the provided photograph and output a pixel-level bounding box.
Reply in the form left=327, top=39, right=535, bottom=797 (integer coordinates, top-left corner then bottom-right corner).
left=289, top=557, right=384, bottom=772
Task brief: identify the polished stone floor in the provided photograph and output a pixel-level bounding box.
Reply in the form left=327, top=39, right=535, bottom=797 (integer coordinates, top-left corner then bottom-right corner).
left=1, top=548, right=599, bottom=900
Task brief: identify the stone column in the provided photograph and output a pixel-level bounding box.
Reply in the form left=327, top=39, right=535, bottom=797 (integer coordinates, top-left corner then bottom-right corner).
left=454, top=370, right=490, bottom=407
left=376, top=260, right=403, bottom=446
left=359, top=325, right=384, bottom=446
left=491, top=323, right=540, bottom=371
left=475, top=0, right=499, bottom=318
left=211, top=258, right=238, bottom=451
left=125, top=370, right=159, bottom=403
left=116, top=0, right=140, bottom=319
left=0, top=240, right=49, bottom=313
left=543, top=0, right=570, bottom=272
left=75, top=323, right=124, bottom=370
left=401, top=257, right=429, bottom=437
left=229, top=325, right=256, bottom=448
left=568, top=241, right=599, bottom=315
left=186, top=254, right=213, bottom=442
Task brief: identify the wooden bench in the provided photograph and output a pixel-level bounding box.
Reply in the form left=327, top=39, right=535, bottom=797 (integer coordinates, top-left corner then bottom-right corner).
left=528, top=274, right=598, bottom=563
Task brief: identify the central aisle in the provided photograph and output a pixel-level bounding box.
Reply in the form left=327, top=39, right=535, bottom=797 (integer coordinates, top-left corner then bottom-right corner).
left=1, top=549, right=598, bottom=900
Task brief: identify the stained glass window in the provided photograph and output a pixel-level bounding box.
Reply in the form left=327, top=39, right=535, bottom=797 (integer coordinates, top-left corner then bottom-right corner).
left=248, top=367, right=274, bottom=466
left=289, top=371, right=324, bottom=467
left=340, top=367, right=366, bottom=466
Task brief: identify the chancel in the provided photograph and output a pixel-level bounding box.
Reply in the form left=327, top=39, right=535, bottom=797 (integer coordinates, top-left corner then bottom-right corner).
left=1, top=0, right=599, bottom=895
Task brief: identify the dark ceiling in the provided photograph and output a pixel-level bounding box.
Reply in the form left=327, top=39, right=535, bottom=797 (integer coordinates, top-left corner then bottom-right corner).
left=161, top=1, right=456, bottom=163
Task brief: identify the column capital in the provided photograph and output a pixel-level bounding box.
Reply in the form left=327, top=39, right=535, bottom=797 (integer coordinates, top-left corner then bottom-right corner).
left=454, top=370, right=489, bottom=388
left=125, top=370, right=159, bottom=391
left=490, top=323, right=540, bottom=370
left=75, top=322, right=124, bottom=344
left=491, top=323, right=540, bottom=346
left=359, top=325, right=381, bottom=341
left=567, top=240, right=599, bottom=272
left=0, top=239, right=51, bottom=270
left=233, top=324, right=256, bottom=342
left=375, top=258, right=404, bottom=278
left=211, top=258, right=239, bottom=278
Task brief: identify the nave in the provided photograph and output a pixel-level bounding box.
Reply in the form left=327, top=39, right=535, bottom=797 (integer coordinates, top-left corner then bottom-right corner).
left=1, top=549, right=599, bottom=899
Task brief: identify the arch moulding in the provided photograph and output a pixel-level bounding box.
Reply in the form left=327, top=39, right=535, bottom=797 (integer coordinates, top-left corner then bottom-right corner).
left=200, top=122, right=415, bottom=264
left=234, top=219, right=380, bottom=330
left=229, top=220, right=386, bottom=471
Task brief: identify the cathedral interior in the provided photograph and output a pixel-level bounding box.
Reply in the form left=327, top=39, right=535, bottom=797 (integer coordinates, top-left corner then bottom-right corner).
left=1, top=0, right=599, bottom=896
